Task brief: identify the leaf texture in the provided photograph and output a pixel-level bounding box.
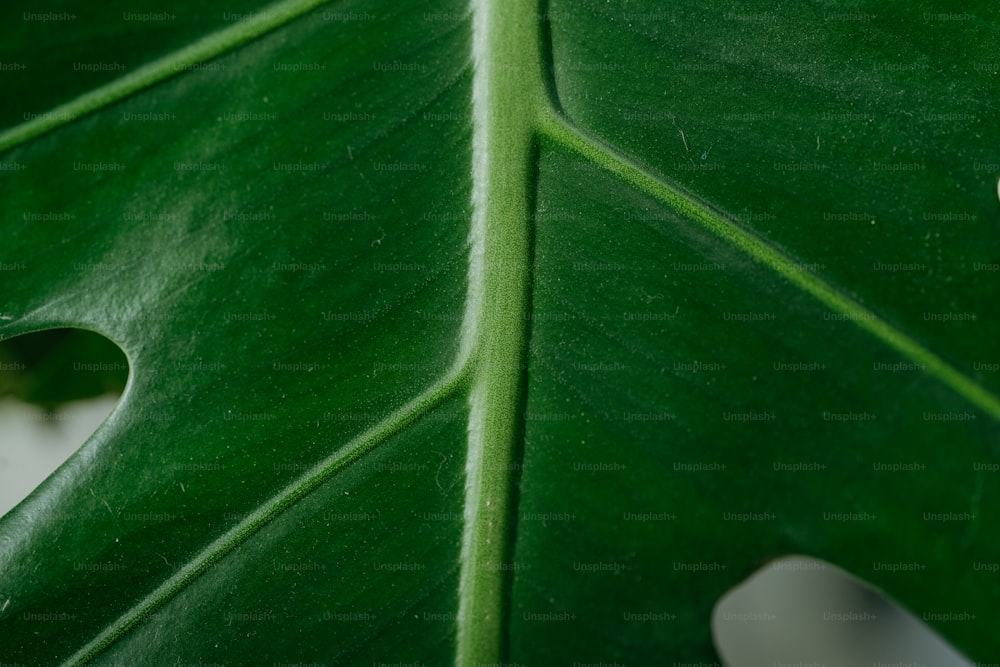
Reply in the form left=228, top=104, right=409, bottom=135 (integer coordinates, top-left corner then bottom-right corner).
left=0, top=0, right=998, bottom=665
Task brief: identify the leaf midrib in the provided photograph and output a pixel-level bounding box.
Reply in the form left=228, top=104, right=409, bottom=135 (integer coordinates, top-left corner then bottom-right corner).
left=5, top=0, right=995, bottom=663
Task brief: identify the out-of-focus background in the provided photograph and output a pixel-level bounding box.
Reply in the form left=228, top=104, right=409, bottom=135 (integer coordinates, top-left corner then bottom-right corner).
left=0, top=394, right=120, bottom=516
left=713, top=555, right=972, bottom=667
left=0, top=328, right=127, bottom=516
left=0, top=331, right=973, bottom=667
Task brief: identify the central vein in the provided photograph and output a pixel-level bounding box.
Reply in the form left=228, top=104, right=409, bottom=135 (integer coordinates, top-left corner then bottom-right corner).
left=457, top=0, right=546, bottom=663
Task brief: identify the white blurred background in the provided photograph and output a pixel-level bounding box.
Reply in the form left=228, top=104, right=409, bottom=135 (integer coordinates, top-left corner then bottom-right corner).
left=0, top=395, right=118, bottom=515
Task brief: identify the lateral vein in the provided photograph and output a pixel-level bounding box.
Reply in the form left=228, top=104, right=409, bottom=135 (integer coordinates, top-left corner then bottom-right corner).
left=62, top=364, right=470, bottom=667
left=538, top=110, right=1000, bottom=421
left=0, top=0, right=335, bottom=153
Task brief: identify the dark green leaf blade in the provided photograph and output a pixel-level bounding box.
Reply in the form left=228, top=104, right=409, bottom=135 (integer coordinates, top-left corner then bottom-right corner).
left=1, top=0, right=998, bottom=665
left=0, top=2, right=473, bottom=663
left=0, top=0, right=284, bottom=132
left=93, top=399, right=469, bottom=666
left=545, top=0, right=1000, bottom=393
left=510, top=138, right=999, bottom=664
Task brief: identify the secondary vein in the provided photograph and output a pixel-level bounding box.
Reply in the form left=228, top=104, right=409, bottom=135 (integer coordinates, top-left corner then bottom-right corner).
left=537, top=109, right=1000, bottom=422
left=62, top=364, right=471, bottom=667
left=0, top=0, right=336, bottom=154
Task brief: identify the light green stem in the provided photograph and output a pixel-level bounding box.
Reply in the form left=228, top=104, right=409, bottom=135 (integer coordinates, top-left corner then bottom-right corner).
left=456, top=0, right=547, bottom=664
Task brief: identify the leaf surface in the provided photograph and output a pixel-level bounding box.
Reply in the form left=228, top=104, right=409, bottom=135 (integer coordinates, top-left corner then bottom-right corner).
left=1, top=0, right=997, bottom=665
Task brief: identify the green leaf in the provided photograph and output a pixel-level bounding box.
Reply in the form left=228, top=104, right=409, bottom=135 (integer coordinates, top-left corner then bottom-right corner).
left=0, top=0, right=282, bottom=134
left=1, top=0, right=997, bottom=664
